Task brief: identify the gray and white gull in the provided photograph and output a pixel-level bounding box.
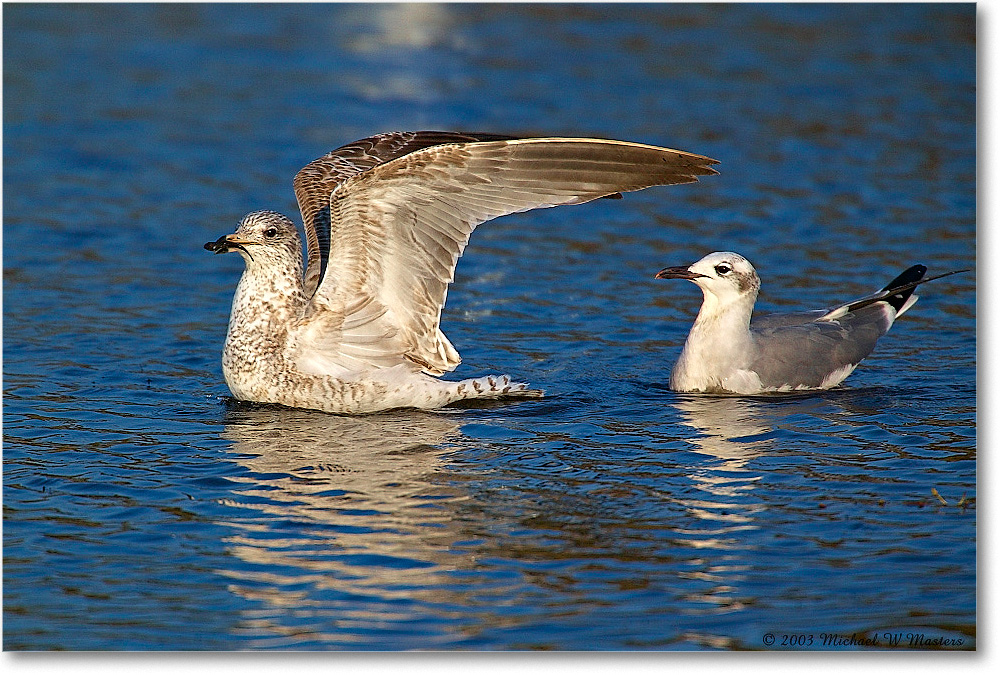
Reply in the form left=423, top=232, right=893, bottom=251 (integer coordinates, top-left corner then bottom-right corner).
left=655, top=251, right=965, bottom=395
left=205, top=131, right=718, bottom=414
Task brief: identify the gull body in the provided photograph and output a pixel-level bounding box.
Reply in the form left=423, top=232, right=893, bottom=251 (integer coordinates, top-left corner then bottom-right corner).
left=656, top=251, right=960, bottom=395
left=206, top=131, right=718, bottom=414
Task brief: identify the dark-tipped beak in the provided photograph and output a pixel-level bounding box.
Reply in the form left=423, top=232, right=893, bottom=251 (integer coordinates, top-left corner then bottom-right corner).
left=655, top=265, right=706, bottom=280
left=204, top=234, right=254, bottom=260
left=204, top=235, right=230, bottom=253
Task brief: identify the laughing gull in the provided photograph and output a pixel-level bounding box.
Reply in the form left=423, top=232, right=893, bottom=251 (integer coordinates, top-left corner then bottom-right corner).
left=205, top=131, right=718, bottom=414
left=655, top=251, right=965, bottom=395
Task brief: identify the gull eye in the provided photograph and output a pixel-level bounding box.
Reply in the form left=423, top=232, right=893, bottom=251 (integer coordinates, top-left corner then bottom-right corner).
left=714, top=263, right=732, bottom=275
left=263, top=227, right=278, bottom=239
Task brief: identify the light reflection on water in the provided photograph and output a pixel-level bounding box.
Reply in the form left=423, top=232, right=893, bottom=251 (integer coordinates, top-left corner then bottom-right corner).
left=672, top=397, right=768, bottom=531
left=210, top=401, right=775, bottom=648
left=196, top=385, right=975, bottom=650
left=215, top=408, right=465, bottom=648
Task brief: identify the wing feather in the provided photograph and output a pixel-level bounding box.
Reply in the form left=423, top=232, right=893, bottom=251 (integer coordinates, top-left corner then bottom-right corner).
left=293, top=131, right=520, bottom=298
left=302, top=136, right=719, bottom=374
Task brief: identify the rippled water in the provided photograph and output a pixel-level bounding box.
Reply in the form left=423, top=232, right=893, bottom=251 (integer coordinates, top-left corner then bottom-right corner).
left=4, top=3, right=975, bottom=651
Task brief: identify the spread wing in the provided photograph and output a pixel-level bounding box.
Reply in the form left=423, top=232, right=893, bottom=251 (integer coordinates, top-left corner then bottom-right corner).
left=296, top=136, right=718, bottom=376
left=293, top=131, right=518, bottom=298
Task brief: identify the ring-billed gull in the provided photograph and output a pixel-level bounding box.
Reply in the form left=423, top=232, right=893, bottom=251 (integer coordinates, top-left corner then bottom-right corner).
left=654, top=251, right=966, bottom=394
left=205, top=131, right=718, bottom=413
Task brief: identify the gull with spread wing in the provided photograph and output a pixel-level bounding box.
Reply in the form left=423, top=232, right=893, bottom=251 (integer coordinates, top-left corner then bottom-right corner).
left=655, top=251, right=965, bottom=395
left=206, top=131, right=718, bottom=413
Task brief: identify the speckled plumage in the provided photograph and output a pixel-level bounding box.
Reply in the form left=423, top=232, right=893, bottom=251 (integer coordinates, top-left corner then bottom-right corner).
left=206, top=131, right=719, bottom=413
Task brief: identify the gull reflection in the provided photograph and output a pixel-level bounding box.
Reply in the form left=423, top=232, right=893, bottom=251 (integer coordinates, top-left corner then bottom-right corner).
left=665, top=396, right=774, bottom=620
left=672, top=396, right=770, bottom=525
left=214, top=403, right=475, bottom=647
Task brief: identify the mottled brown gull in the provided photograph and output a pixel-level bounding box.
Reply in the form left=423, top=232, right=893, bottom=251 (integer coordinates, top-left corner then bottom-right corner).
left=205, top=130, right=719, bottom=414
left=655, top=251, right=965, bottom=395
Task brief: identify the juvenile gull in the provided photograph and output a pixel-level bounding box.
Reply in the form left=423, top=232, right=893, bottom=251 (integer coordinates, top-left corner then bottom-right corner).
left=205, top=131, right=718, bottom=414
left=655, top=251, right=965, bottom=395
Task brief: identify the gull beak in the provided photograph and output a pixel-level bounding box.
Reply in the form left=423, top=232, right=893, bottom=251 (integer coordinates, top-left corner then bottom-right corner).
left=655, top=265, right=706, bottom=280
left=204, top=234, right=255, bottom=260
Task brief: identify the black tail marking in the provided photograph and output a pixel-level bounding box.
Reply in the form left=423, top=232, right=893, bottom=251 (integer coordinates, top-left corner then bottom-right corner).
left=880, top=264, right=927, bottom=312
left=844, top=266, right=968, bottom=315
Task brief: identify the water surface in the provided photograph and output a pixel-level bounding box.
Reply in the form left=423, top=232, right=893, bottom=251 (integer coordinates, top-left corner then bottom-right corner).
left=3, top=3, right=975, bottom=650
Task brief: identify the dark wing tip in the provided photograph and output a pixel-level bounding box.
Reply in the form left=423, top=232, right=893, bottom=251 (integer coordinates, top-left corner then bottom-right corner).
left=879, top=264, right=927, bottom=312
left=663, top=152, right=720, bottom=182
left=883, top=264, right=928, bottom=293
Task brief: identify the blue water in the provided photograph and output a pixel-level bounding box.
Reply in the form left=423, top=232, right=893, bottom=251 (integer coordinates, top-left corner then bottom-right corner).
left=3, top=3, right=975, bottom=651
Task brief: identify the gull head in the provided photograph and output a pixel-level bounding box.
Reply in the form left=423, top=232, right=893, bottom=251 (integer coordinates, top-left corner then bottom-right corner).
left=655, top=251, right=760, bottom=309
left=204, top=210, right=301, bottom=268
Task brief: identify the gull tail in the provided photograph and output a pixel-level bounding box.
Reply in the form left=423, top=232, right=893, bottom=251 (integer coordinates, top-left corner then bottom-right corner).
left=830, top=266, right=969, bottom=319
left=879, top=264, right=927, bottom=316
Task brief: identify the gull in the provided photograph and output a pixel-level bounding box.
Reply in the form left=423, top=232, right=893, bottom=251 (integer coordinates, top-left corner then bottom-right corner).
left=655, top=251, right=965, bottom=395
left=205, top=130, right=718, bottom=414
